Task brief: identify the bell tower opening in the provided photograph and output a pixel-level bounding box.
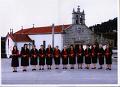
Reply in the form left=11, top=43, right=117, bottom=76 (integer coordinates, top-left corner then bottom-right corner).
left=72, top=6, right=85, bottom=25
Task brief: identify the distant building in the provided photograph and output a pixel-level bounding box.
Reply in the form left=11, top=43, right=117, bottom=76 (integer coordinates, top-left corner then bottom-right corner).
left=5, top=6, right=110, bottom=58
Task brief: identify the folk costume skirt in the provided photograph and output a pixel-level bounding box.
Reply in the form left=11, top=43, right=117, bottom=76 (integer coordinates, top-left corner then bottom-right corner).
left=11, top=56, right=19, bottom=67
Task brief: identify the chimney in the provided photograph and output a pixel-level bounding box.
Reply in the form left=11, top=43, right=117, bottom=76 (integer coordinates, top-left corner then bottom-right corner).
left=21, top=26, right=23, bottom=34
left=52, top=23, right=55, bottom=48
left=11, top=29, right=13, bottom=34
left=21, top=26, right=23, bottom=29
left=33, top=24, right=35, bottom=28
left=10, top=29, right=12, bottom=34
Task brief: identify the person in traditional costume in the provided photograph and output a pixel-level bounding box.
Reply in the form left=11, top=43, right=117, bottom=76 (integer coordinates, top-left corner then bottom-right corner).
left=46, top=45, right=53, bottom=69
left=97, top=44, right=105, bottom=69
left=91, top=44, right=98, bottom=69
left=84, top=44, right=91, bottom=69
left=11, top=45, right=19, bottom=72
left=20, top=44, right=30, bottom=72
left=105, top=44, right=113, bottom=70
left=30, top=45, right=38, bottom=71
left=61, top=46, right=68, bottom=69
left=77, top=44, right=84, bottom=69
left=38, top=45, right=46, bottom=70
left=53, top=46, right=61, bottom=69
left=69, top=45, right=76, bottom=69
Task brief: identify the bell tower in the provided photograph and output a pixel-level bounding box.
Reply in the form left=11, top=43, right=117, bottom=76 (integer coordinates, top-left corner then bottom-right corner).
left=72, top=6, right=85, bottom=25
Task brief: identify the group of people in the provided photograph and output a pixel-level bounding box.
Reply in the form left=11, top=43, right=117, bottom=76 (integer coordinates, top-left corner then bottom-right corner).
left=11, top=43, right=113, bottom=72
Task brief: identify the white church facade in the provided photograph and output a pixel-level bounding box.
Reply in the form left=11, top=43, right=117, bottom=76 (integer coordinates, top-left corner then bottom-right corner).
left=5, top=6, right=108, bottom=58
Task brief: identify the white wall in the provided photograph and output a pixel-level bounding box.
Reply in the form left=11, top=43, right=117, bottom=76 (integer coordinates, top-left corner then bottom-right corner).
left=29, top=34, right=63, bottom=50
left=6, top=36, right=15, bottom=58
left=5, top=36, right=32, bottom=58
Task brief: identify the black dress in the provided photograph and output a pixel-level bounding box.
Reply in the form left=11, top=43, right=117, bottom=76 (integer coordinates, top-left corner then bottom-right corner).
left=61, top=49, right=68, bottom=65
left=46, top=48, right=53, bottom=65
left=98, top=47, right=104, bottom=65
left=30, top=49, right=38, bottom=65
left=69, top=49, right=76, bottom=64
left=11, top=50, right=19, bottom=67
left=105, top=48, right=113, bottom=64
left=77, top=48, right=84, bottom=64
left=91, top=47, right=98, bottom=63
left=84, top=48, right=91, bottom=64
left=21, top=47, right=30, bottom=66
left=53, top=49, right=60, bottom=65
left=38, top=49, right=46, bottom=65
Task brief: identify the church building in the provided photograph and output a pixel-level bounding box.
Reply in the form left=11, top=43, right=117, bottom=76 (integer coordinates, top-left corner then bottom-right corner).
left=5, top=6, right=108, bottom=58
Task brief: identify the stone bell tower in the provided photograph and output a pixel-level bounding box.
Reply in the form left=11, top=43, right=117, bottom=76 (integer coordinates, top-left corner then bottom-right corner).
left=72, top=6, right=85, bottom=25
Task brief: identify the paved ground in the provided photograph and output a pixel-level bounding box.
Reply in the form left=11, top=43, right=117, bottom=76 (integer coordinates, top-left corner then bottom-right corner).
left=1, top=58, right=117, bottom=84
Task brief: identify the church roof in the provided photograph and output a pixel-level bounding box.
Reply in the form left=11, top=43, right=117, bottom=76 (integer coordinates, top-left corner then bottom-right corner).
left=7, top=34, right=33, bottom=42
left=7, top=24, right=70, bottom=42
left=15, top=24, right=70, bottom=35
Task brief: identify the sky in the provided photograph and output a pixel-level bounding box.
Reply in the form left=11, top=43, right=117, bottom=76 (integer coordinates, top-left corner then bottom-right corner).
left=0, top=0, right=118, bottom=36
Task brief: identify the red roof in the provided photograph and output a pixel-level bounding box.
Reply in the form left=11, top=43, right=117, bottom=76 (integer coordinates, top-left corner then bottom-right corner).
left=15, top=24, right=70, bottom=35
left=7, top=24, right=70, bottom=42
left=8, top=34, right=32, bottom=42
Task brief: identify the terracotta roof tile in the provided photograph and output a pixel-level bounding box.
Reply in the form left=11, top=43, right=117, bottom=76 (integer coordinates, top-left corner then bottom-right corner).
left=8, top=34, right=32, bottom=42
left=15, top=24, right=70, bottom=35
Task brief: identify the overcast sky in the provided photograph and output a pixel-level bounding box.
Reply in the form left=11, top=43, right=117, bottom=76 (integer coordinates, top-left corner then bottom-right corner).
left=0, top=0, right=117, bottom=36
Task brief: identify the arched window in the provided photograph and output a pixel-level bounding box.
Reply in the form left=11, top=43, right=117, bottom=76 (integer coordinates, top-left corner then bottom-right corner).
left=76, top=15, right=78, bottom=19
left=76, top=20, right=78, bottom=24
left=8, top=39, right=9, bottom=48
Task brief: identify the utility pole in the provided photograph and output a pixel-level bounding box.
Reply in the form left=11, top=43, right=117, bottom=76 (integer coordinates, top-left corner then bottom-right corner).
left=52, top=24, right=54, bottom=48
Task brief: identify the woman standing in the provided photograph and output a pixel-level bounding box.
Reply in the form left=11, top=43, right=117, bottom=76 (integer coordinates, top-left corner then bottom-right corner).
left=11, top=46, right=19, bottom=72
left=53, top=46, right=61, bottom=69
left=98, top=44, right=104, bottom=69
left=20, top=44, right=30, bottom=72
left=91, top=44, right=98, bottom=69
left=61, top=46, right=68, bottom=69
left=77, top=44, right=84, bottom=69
left=46, top=45, right=53, bottom=69
left=69, top=45, right=76, bottom=69
left=105, top=44, right=113, bottom=70
left=84, top=44, right=91, bottom=69
left=30, top=45, right=38, bottom=71
left=38, top=45, right=46, bottom=70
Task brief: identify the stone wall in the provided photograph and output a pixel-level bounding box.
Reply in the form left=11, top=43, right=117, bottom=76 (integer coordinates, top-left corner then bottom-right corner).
left=63, top=24, right=95, bottom=47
